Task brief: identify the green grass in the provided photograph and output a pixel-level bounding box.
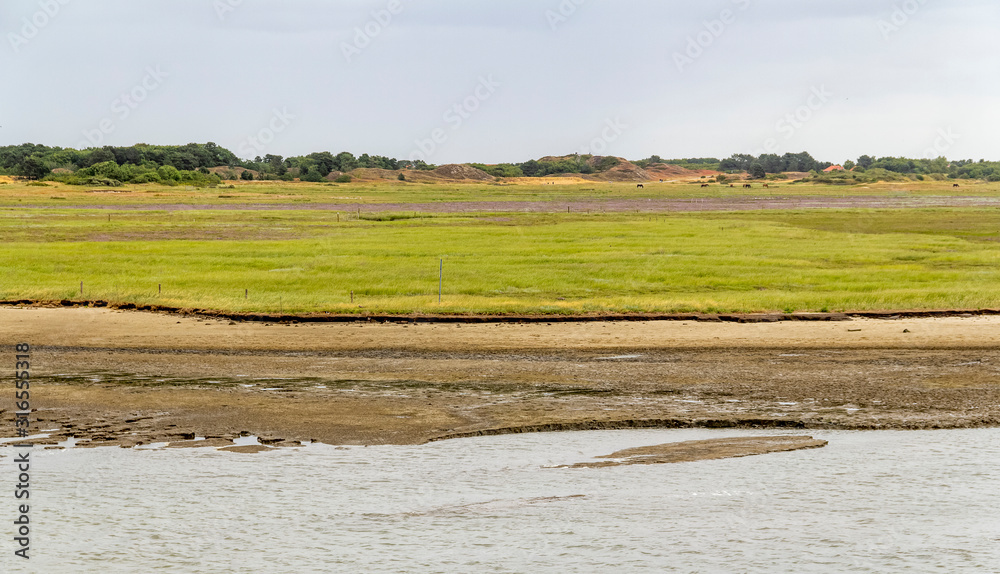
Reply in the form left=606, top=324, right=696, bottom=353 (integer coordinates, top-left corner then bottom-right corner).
left=2, top=177, right=999, bottom=208
left=2, top=205, right=1000, bottom=314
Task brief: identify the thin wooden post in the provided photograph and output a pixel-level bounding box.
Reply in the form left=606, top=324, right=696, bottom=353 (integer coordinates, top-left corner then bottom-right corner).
left=80, top=281, right=83, bottom=295
left=245, top=289, right=248, bottom=300
left=351, top=291, right=354, bottom=303
left=158, top=283, right=161, bottom=294
left=439, top=259, right=443, bottom=303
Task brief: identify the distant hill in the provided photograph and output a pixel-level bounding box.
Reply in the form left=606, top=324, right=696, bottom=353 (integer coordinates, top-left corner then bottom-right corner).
left=346, top=164, right=494, bottom=183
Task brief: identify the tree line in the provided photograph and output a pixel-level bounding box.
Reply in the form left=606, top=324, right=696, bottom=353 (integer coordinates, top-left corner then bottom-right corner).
left=2, top=142, right=999, bottom=184
left=0, top=143, right=435, bottom=185
left=469, top=155, right=622, bottom=178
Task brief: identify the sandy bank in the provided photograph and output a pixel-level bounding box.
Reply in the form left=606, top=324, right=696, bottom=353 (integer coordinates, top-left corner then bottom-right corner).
left=2, top=308, right=998, bottom=447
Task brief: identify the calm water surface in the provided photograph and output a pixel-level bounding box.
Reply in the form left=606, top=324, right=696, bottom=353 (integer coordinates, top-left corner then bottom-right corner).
left=2, top=428, right=998, bottom=573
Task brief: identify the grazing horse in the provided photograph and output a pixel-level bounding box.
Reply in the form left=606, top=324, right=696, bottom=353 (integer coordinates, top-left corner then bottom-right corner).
left=743, top=184, right=752, bottom=189
left=637, top=184, right=644, bottom=189
left=953, top=183, right=960, bottom=187
left=701, top=183, right=709, bottom=188
left=763, top=184, right=769, bottom=189
left=729, top=184, right=734, bottom=188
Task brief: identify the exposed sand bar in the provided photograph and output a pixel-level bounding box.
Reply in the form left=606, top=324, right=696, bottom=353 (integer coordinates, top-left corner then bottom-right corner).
left=2, top=307, right=999, bottom=447
left=559, top=436, right=829, bottom=468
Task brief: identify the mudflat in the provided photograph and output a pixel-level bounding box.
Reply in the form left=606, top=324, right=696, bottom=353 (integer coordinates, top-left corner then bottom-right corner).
left=2, top=307, right=999, bottom=448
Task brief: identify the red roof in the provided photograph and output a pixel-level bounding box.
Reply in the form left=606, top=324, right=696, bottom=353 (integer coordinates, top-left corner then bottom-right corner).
left=823, top=165, right=845, bottom=172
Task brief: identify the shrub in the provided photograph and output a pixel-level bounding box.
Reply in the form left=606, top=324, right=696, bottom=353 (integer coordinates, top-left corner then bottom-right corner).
left=84, top=161, right=126, bottom=181
left=84, top=177, right=124, bottom=187
left=300, top=168, right=326, bottom=182
left=157, top=165, right=181, bottom=181
left=335, top=174, right=353, bottom=183
left=595, top=156, right=620, bottom=172
left=132, top=173, right=162, bottom=184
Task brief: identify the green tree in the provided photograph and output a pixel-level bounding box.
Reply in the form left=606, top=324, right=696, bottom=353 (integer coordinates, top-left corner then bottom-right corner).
left=19, top=156, right=50, bottom=179
left=333, top=151, right=358, bottom=173
left=307, top=152, right=337, bottom=176
left=748, top=162, right=766, bottom=179
left=83, top=148, right=116, bottom=167
left=240, top=170, right=254, bottom=180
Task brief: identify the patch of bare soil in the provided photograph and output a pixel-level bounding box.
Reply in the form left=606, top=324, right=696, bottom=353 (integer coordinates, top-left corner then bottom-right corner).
left=583, top=160, right=651, bottom=182
left=348, top=168, right=399, bottom=181
left=431, top=164, right=495, bottom=181
left=2, top=308, right=999, bottom=449
left=558, top=436, right=828, bottom=467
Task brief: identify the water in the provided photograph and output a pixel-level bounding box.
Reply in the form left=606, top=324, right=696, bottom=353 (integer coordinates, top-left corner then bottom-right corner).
left=2, top=428, right=998, bottom=572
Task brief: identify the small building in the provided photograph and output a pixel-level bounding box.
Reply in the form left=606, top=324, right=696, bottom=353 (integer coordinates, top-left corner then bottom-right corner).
left=823, top=165, right=846, bottom=172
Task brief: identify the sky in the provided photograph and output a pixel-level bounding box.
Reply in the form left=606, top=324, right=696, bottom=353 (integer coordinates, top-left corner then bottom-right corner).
left=2, top=0, right=999, bottom=164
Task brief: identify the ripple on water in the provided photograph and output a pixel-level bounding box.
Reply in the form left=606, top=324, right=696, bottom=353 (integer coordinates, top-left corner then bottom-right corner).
left=3, top=428, right=998, bottom=573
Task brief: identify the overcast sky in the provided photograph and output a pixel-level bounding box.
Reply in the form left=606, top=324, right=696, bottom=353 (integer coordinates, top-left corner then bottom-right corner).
left=3, top=0, right=999, bottom=164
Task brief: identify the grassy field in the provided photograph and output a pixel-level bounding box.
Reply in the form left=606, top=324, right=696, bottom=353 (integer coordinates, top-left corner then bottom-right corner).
left=2, top=177, right=999, bottom=207
left=2, top=179, right=1000, bottom=314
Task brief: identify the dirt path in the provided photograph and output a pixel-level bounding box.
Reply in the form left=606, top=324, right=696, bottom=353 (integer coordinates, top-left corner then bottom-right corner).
left=2, top=308, right=999, bottom=448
